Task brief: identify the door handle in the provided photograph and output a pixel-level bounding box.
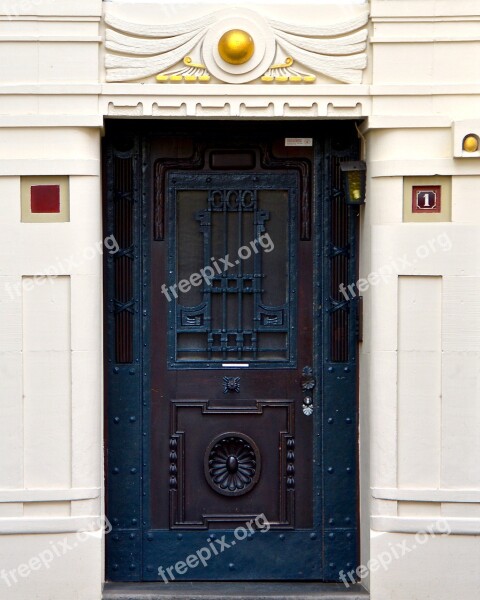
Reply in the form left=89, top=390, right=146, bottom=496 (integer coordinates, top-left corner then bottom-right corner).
left=301, top=366, right=316, bottom=416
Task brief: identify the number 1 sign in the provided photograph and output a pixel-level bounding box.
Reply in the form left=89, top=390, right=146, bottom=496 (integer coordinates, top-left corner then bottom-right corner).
left=412, top=185, right=441, bottom=213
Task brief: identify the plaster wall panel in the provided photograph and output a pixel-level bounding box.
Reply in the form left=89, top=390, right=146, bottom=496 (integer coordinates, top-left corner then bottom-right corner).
left=71, top=276, right=102, bottom=352
left=397, top=276, right=441, bottom=489
left=433, top=42, right=480, bottom=84
left=0, top=96, right=38, bottom=115
left=0, top=275, right=22, bottom=351
left=23, top=276, right=72, bottom=489
left=23, top=501, right=70, bottom=517
left=443, top=277, right=480, bottom=352
left=0, top=0, right=102, bottom=17
left=71, top=498, right=101, bottom=518
left=0, top=503, right=23, bottom=517
left=367, top=129, right=452, bottom=162
left=441, top=350, right=480, bottom=489
left=365, top=176, right=403, bottom=225
left=372, top=18, right=480, bottom=39
left=0, top=42, right=39, bottom=84
left=0, top=532, right=102, bottom=600
left=372, top=43, right=434, bottom=85
left=0, top=20, right=100, bottom=36
left=36, top=95, right=100, bottom=116
left=397, top=501, right=441, bottom=517
left=0, top=128, right=99, bottom=161
left=370, top=350, right=397, bottom=489
left=433, top=95, right=480, bottom=121
left=452, top=176, right=480, bottom=224
left=442, top=503, right=480, bottom=518
left=371, top=96, right=435, bottom=118
left=39, top=43, right=100, bottom=84
left=0, top=350, right=23, bottom=489
left=371, top=224, right=477, bottom=277
left=370, top=531, right=480, bottom=600
left=369, top=275, right=398, bottom=352
left=72, top=350, right=101, bottom=489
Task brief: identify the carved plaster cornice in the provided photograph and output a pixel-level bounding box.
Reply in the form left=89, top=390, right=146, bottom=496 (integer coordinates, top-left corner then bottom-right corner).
left=105, top=7, right=369, bottom=85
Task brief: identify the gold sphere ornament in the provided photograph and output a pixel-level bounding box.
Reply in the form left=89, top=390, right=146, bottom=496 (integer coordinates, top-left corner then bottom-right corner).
left=463, top=134, right=479, bottom=153
left=218, top=29, right=255, bottom=65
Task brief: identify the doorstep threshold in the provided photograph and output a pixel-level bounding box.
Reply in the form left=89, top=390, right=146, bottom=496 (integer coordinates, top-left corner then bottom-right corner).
left=103, top=582, right=369, bottom=600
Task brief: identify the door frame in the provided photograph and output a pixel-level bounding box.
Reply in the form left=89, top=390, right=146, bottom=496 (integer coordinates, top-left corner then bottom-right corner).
left=103, top=119, right=361, bottom=582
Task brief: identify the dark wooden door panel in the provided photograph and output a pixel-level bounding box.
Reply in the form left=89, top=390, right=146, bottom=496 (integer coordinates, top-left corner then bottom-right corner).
left=104, top=121, right=360, bottom=582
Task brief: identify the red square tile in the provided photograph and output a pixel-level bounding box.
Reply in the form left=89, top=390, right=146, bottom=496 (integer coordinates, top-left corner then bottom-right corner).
left=30, top=185, right=61, bottom=214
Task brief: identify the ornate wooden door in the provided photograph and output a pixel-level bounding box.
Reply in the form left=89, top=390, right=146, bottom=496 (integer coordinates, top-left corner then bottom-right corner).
left=105, top=122, right=360, bottom=582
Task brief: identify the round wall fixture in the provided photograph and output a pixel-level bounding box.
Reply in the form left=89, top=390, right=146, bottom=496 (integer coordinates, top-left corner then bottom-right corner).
left=202, top=9, right=276, bottom=83
left=463, top=134, right=479, bottom=153
left=204, top=432, right=261, bottom=496
left=218, top=29, right=255, bottom=65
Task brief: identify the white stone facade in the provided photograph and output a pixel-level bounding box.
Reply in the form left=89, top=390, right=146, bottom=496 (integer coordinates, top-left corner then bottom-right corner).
left=0, top=1, right=479, bottom=598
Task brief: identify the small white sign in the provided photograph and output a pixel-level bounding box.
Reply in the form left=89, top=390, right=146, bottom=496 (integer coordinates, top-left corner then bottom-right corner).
left=285, top=138, right=313, bottom=147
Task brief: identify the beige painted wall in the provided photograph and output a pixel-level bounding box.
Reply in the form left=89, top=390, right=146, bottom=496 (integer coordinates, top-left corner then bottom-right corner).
left=0, top=1, right=479, bottom=598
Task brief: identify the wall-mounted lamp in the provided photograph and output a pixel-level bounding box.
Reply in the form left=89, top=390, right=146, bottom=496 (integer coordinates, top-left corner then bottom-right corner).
left=340, top=161, right=367, bottom=205
left=463, top=134, right=479, bottom=153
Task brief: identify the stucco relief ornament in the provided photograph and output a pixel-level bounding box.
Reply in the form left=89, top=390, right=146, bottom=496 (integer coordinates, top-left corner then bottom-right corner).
left=105, top=8, right=368, bottom=84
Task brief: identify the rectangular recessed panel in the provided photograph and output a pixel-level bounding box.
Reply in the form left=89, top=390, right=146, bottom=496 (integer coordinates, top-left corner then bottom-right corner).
left=23, top=276, right=72, bottom=488
left=397, top=275, right=441, bottom=489
left=170, top=175, right=296, bottom=368
left=210, top=151, right=256, bottom=170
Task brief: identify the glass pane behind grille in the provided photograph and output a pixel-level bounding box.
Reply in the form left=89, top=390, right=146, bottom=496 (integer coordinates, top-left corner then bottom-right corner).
left=170, top=176, right=295, bottom=367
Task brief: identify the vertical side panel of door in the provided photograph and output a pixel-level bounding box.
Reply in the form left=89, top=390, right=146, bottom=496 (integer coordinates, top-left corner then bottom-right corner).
left=319, top=130, right=360, bottom=580
left=105, top=134, right=143, bottom=581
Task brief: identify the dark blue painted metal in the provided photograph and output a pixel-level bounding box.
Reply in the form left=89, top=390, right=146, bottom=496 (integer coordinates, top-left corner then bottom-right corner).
left=316, top=131, right=360, bottom=581
left=105, top=136, right=144, bottom=581
left=105, top=123, right=360, bottom=582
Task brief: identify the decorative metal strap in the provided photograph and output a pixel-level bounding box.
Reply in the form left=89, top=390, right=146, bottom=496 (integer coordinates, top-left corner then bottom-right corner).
left=113, top=299, right=135, bottom=314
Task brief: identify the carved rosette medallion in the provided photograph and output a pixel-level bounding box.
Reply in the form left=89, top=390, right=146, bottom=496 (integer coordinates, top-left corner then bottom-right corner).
left=204, top=432, right=261, bottom=496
